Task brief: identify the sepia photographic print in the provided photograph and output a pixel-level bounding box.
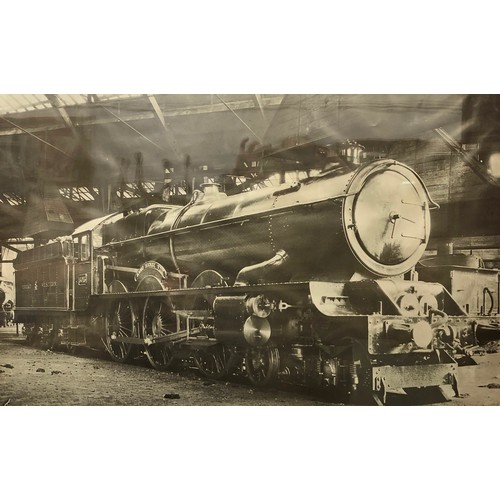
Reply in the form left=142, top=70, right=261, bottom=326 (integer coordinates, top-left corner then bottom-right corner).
left=3, top=5, right=500, bottom=500
left=1, top=94, right=500, bottom=407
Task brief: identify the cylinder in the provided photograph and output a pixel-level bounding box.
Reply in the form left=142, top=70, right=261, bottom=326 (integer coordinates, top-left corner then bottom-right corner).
left=213, top=296, right=271, bottom=347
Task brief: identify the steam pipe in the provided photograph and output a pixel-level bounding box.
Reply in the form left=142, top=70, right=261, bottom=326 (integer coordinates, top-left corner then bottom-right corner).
left=234, top=250, right=289, bottom=286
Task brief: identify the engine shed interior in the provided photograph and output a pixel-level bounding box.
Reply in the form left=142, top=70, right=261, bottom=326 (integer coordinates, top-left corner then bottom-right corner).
left=2, top=95, right=500, bottom=401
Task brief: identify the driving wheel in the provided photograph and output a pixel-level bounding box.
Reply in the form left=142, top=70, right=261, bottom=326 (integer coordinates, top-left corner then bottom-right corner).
left=105, top=300, right=136, bottom=362
left=142, top=297, right=176, bottom=370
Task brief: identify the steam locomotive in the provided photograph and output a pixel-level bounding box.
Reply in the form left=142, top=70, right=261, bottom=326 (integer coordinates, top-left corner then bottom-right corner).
left=13, top=158, right=499, bottom=403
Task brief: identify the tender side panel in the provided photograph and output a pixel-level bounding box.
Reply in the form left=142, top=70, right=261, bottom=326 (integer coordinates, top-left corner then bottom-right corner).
left=15, top=258, right=69, bottom=310
left=14, top=241, right=72, bottom=313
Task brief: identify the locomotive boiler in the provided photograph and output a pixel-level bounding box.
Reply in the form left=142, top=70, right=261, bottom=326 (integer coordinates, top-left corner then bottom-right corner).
left=14, top=158, right=497, bottom=403
left=105, top=159, right=434, bottom=282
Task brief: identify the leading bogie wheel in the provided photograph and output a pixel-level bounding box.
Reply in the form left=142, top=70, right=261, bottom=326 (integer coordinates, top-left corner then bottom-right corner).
left=142, top=297, right=176, bottom=371
left=193, top=344, right=229, bottom=380
left=245, top=346, right=280, bottom=387
left=341, top=338, right=376, bottom=405
left=105, top=300, right=136, bottom=362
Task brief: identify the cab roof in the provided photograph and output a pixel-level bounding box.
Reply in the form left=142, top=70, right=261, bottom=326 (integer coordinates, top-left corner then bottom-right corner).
left=72, top=212, right=123, bottom=236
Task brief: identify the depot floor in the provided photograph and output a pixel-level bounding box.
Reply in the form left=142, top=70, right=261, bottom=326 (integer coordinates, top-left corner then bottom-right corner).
left=0, top=327, right=329, bottom=406
left=1, top=326, right=500, bottom=406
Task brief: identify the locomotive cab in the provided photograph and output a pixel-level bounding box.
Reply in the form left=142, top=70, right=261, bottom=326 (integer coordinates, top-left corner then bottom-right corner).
left=72, top=231, right=92, bottom=311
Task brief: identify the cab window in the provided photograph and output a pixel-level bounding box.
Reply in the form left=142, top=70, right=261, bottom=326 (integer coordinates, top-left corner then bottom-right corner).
left=81, top=234, right=90, bottom=261
left=73, top=237, right=79, bottom=260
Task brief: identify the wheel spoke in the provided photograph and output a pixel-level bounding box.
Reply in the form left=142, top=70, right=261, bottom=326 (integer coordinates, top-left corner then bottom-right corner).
left=105, top=300, right=135, bottom=363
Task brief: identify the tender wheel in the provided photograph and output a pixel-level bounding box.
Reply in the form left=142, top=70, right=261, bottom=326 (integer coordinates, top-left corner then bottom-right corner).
left=193, top=345, right=229, bottom=380
left=46, top=330, right=58, bottom=351
left=142, top=297, right=176, bottom=370
left=245, top=346, right=280, bottom=387
left=66, top=343, right=77, bottom=355
left=44, top=321, right=60, bottom=351
left=25, top=325, right=36, bottom=345
left=105, top=300, right=136, bottom=362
